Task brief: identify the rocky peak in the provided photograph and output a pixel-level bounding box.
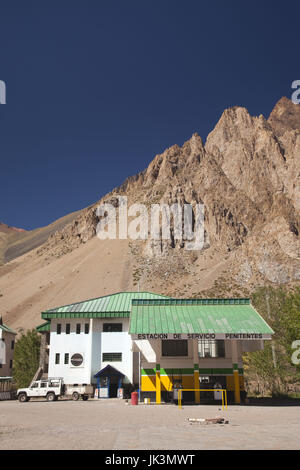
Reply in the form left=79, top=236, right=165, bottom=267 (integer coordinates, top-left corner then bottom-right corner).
left=3, top=97, right=300, bottom=293
left=268, top=96, right=300, bottom=137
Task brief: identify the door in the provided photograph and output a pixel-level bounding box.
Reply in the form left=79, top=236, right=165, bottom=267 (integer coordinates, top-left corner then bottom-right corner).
left=98, top=376, right=110, bottom=398
left=29, top=381, right=41, bottom=397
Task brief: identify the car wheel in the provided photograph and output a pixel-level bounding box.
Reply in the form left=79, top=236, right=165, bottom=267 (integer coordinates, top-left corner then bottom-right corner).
left=47, top=392, right=56, bottom=402
left=82, top=395, right=88, bottom=401
left=18, top=393, right=27, bottom=403
left=72, top=392, right=80, bottom=401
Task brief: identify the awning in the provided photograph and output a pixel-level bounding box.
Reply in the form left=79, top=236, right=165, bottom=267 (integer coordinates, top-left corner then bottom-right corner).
left=129, top=299, right=274, bottom=340
left=94, top=365, right=125, bottom=378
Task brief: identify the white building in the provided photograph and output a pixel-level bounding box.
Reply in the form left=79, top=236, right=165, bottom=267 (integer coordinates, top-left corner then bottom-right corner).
left=37, top=291, right=274, bottom=403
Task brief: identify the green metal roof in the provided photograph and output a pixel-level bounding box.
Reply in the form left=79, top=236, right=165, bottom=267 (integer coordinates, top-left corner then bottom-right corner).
left=129, top=299, right=274, bottom=337
left=36, top=321, right=51, bottom=332
left=42, top=292, right=170, bottom=319
left=0, top=322, right=17, bottom=335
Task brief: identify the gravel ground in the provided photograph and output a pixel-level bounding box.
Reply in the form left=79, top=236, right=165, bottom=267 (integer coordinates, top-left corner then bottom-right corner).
left=0, top=398, right=299, bottom=450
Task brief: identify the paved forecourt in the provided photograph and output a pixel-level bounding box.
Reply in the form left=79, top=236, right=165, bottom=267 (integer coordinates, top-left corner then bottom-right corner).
left=0, top=399, right=299, bottom=450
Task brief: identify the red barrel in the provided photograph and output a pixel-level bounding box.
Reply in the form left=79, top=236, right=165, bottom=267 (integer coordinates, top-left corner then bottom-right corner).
left=131, top=391, right=138, bottom=405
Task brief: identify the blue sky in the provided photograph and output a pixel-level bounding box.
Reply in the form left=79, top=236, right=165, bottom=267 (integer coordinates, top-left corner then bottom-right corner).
left=0, top=1, right=299, bottom=230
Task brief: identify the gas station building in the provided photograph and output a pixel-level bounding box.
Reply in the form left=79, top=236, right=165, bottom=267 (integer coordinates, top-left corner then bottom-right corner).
left=37, top=292, right=274, bottom=404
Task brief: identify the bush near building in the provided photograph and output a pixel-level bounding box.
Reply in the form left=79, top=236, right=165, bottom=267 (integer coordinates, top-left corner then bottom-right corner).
left=244, top=286, right=300, bottom=397
left=13, top=329, right=40, bottom=388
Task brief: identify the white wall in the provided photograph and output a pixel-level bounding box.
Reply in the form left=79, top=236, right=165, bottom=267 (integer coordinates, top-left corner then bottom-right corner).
left=92, top=318, right=133, bottom=383
left=48, top=319, right=92, bottom=384
left=48, top=318, right=133, bottom=385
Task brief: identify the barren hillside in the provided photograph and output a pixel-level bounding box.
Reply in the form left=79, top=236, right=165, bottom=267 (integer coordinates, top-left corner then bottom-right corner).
left=1, top=97, right=299, bottom=331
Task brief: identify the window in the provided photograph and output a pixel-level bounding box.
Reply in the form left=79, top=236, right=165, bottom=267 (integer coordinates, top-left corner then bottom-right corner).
left=84, top=323, right=89, bottom=334
left=198, top=340, right=225, bottom=358
left=64, top=353, right=69, bottom=365
left=9, top=360, right=12, bottom=368
left=217, top=340, right=226, bottom=358
left=66, top=324, right=70, bottom=335
left=102, top=353, right=122, bottom=362
left=103, top=323, right=122, bottom=332
left=49, top=380, right=60, bottom=388
left=31, top=382, right=39, bottom=388
left=56, top=324, right=61, bottom=335
left=162, top=340, right=188, bottom=357
left=11, top=340, right=14, bottom=350
left=55, top=353, right=60, bottom=364
left=76, top=324, right=81, bottom=334
left=71, top=353, right=83, bottom=366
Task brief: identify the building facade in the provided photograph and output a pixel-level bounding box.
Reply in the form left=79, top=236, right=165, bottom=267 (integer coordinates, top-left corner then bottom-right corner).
left=0, top=316, right=17, bottom=378
left=37, top=292, right=274, bottom=404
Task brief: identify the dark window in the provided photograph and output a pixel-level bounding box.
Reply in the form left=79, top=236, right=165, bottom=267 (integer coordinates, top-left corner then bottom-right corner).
left=9, top=360, right=12, bottom=368
left=11, top=340, right=14, bottom=350
left=103, top=323, right=122, bottom=332
left=162, top=340, right=188, bottom=357
left=217, top=340, right=226, bottom=358
left=71, top=353, right=83, bottom=366
left=76, top=324, right=81, bottom=334
left=66, top=324, right=70, bottom=335
left=64, top=353, right=69, bottom=364
left=102, top=352, right=122, bottom=362
left=0, top=363, right=2, bottom=369
left=55, top=353, right=60, bottom=364
left=84, top=323, right=89, bottom=334
left=56, top=324, right=61, bottom=335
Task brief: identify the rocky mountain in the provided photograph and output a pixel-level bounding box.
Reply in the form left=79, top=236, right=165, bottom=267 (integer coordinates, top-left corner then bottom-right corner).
left=0, top=223, right=26, bottom=234
left=268, top=96, right=300, bottom=137
left=0, top=223, right=26, bottom=266
left=0, top=210, right=84, bottom=265
left=0, top=96, right=299, bottom=330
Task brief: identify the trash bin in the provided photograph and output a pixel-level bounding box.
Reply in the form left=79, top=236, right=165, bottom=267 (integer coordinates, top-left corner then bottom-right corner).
left=131, top=391, right=138, bottom=405
left=173, top=383, right=183, bottom=405
left=213, top=382, right=222, bottom=400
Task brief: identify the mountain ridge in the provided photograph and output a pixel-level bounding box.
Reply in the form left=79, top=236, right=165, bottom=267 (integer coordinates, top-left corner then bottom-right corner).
left=1, top=96, right=299, bottom=330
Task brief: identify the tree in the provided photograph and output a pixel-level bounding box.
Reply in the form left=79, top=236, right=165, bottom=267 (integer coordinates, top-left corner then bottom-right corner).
left=244, top=286, right=300, bottom=396
left=13, top=329, right=40, bottom=388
